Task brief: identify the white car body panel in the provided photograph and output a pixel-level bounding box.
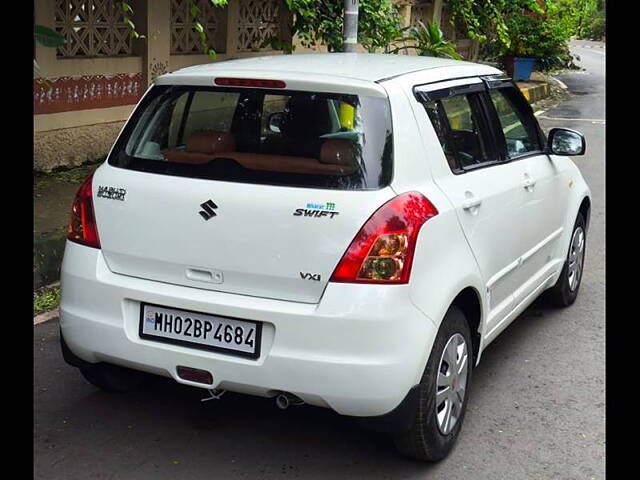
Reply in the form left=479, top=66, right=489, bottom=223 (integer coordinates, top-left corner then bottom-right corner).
left=60, top=53, right=591, bottom=416
left=60, top=241, right=437, bottom=416
left=93, top=163, right=396, bottom=304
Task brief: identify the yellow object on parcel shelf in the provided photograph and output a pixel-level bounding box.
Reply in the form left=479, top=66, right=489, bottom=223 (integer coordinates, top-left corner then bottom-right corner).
left=339, top=102, right=355, bottom=129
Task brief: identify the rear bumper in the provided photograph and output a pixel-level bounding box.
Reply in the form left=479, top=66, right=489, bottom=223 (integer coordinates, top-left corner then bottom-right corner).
left=60, top=241, right=437, bottom=417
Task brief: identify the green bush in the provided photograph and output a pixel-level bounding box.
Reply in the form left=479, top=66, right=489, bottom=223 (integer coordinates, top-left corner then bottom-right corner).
left=283, top=0, right=402, bottom=52
left=390, top=21, right=462, bottom=60
left=502, top=10, right=576, bottom=71
left=505, top=13, right=566, bottom=57
left=34, top=287, right=61, bottom=316
left=583, top=13, right=605, bottom=39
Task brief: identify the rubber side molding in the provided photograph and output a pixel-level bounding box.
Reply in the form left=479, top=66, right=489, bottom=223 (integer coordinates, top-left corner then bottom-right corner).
left=352, top=385, right=421, bottom=434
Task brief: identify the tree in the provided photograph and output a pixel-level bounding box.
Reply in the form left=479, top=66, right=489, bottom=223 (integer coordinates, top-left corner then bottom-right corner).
left=447, top=0, right=546, bottom=56
left=282, top=0, right=402, bottom=53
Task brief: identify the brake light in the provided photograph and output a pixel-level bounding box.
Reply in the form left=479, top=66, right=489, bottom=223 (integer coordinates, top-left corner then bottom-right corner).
left=67, top=173, right=101, bottom=249
left=214, top=77, right=286, bottom=89
left=330, top=192, right=438, bottom=284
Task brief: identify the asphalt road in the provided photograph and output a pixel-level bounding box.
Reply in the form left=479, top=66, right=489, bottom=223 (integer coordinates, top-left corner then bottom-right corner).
left=34, top=43, right=605, bottom=480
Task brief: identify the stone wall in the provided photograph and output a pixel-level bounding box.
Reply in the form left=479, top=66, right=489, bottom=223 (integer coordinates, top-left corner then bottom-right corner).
left=34, top=121, right=125, bottom=172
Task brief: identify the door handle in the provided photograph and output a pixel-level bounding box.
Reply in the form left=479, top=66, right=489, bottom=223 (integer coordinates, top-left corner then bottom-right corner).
left=186, top=268, right=224, bottom=284
left=523, top=174, right=537, bottom=190
left=462, top=197, right=482, bottom=210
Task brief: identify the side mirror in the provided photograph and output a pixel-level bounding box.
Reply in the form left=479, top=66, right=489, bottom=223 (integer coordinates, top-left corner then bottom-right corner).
left=547, top=128, right=586, bottom=156
left=268, top=112, right=284, bottom=133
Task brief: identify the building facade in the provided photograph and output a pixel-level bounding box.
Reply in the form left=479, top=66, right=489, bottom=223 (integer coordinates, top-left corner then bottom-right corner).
left=34, top=0, right=466, bottom=171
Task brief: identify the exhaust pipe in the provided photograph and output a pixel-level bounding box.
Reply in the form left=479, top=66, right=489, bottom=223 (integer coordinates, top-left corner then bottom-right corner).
left=275, top=392, right=304, bottom=409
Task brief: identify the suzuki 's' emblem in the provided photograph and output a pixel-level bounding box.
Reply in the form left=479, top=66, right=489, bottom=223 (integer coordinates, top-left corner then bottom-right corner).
left=199, top=200, right=218, bottom=220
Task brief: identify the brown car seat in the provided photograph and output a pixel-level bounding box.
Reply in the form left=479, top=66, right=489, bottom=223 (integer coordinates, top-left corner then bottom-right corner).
left=319, top=139, right=358, bottom=168
left=209, top=138, right=358, bottom=176
left=164, top=131, right=236, bottom=164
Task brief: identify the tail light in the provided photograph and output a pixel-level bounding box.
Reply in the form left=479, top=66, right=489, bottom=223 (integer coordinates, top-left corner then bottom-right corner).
left=330, top=192, right=438, bottom=284
left=67, top=173, right=101, bottom=248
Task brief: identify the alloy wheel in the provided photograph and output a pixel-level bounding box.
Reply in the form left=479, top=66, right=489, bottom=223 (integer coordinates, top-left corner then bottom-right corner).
left=567, top=226, right=585, bottom=292
left=436, top=333, right=469, bottom=435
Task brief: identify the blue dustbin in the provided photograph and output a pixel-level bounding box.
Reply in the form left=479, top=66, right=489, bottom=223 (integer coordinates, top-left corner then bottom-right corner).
left=513, top=57, right=536, bottom=81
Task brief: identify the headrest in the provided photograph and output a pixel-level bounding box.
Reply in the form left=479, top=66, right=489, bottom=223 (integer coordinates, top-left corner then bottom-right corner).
left=319, top=139, right=358, bottom=166
left=186, top=131, right=235, bottom=154
left=281, top=97, right=332, bottom=138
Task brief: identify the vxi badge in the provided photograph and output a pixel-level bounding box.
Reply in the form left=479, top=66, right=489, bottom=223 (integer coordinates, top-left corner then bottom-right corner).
left=293, top=201, right=340, bottom=219
left=300, top=272, right=321, bottom=281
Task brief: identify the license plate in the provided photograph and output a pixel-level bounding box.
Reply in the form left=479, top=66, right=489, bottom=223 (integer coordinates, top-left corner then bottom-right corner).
left=139, top=303, right=261, bottom=359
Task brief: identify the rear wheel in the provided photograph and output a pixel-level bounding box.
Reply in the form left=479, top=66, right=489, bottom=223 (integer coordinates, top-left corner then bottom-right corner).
left=79, top=363, right=146, bottom=393
left=393, top=305, right=472, bottom=462
left=545, top=213, right=586, bottom=307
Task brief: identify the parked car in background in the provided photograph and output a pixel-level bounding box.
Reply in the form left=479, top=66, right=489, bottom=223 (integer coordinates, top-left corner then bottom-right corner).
left=60, top=53, right=590, bottom=461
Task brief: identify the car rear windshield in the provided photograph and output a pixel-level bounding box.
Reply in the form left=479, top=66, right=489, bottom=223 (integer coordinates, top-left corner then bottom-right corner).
left=108, top=85, right=393, bottom=190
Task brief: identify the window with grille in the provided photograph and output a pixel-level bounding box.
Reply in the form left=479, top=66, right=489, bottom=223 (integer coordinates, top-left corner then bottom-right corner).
left=55, top=0, right=133, bottom=58
left=238, top=0, right=280, bottom=52
left=171, top=0, right=224, bottom=55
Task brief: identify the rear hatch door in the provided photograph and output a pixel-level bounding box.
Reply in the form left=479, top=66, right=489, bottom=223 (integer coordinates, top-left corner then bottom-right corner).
left=93, top=80, right=395, bottom=303
left=93, top=166, right=395, bottom=303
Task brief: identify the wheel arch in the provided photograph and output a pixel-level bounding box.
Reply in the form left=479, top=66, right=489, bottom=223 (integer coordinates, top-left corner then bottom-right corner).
left=578, top=195, right=591, bottom=232
left=449, top=287, right=483, bottom=366
left=552, top=181, right=591, bottom=284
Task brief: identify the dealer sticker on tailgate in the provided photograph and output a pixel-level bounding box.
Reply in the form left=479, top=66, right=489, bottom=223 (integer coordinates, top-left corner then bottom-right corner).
left=140, top=303, right=261, bottom=359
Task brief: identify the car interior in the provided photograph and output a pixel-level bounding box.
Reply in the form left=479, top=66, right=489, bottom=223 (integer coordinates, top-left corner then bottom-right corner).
left=160, top=93, right=360, bottom=177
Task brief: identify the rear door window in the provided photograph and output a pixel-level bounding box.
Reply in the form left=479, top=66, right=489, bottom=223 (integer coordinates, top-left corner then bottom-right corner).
left=420, top=92, right=498, bottom=172
left=110, top=85, right=393, bottom=191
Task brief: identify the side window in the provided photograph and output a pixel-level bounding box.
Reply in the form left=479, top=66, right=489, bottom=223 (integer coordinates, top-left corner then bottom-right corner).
left=168, top=92, right=189, bottom=147
left=421, top=92, right=496, bottom=172
left=129, top=90, right=241, bottom=157
left=182, top=91, right=239, bottom=141
left=488, top=87, right=542, bottom=158
left=261, top=94, right=290, bottom=136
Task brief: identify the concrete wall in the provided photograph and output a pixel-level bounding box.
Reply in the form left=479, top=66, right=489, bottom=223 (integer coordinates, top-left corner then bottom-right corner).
left=35, top=121, right=126, bottom=171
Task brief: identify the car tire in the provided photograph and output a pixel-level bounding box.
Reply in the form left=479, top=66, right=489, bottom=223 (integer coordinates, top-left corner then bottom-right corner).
left=545, top=213, right=587, bottom=307
left=393, top=305, right=472, bottom=462
left=79, top=363, right=146, bottom=394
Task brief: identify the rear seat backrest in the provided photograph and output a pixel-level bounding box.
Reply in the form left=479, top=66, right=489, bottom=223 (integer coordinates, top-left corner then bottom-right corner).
left=319, top=139, right=357, bottom=167
left=186, top=130, right=236, bottom=154
left=164, top=131, right=236, bottom=164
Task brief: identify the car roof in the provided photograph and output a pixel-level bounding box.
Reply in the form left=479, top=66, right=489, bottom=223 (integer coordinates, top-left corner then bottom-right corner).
left=165, top=53, right=501, bottom=84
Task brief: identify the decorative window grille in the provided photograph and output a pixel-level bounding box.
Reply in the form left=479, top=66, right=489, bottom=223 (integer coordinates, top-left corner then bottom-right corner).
left=55, top=0, right=133, bottom=58
left=171, top=0, right=223, bottom=54
left=237, top=0, right=280, bottom=52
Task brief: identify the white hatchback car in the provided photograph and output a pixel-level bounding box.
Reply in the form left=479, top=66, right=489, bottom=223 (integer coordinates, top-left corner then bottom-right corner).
left=60, top=53, right=590, bottom=461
